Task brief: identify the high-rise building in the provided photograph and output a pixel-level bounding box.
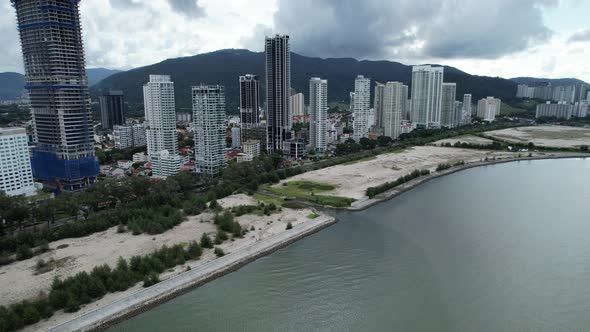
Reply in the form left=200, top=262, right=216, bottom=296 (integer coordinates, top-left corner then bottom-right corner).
left=441, top=83, right=457, bottom=128
left=352, top=75, right=371, bottom=141
left=573, top=101, right=589, bottom=118
left=99, top=90, right=125, bottom=131
left=231, top=127, right=241, bottom=148
left=401, top=84, right=409, bottom=120
left=132, top=124, right=147, bottom=147
left=309, top=77, right=328, bottom=152
left=462, top=94, right=472, bottom=125
left=265, top=35, right=291, bottom=152
left=410, top=65, right=444, bottom=129
left=373, top=82, right=385, bottom=130
left=12, top=0, right=99, bottom=191
left=144, top=75, right=180, bottom=177
left=192, top=84, right=226, bottom=176
left=454, top=101, right=463, bottom=126
left=290, top=92, right=305, bottom=117
left=239, top=74, right=260, bottom=138
left=382, top=82, right=404, bottom=139
left=477, top=97, right=502, bottom=122
left=0, top=128, right=36, bottom=197
left=535, top=101, right=573, bottom=120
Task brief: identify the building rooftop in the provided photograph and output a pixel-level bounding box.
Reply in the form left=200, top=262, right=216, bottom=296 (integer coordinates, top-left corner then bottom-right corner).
left=0, top=127, right=26, bottom=136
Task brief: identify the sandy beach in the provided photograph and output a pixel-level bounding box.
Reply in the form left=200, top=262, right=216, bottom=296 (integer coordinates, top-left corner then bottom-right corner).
left=485, top=125, right=590, bottom=148
left=280, top=146, right=525, bottom=200
left=0, top=194, right=321, bottom=331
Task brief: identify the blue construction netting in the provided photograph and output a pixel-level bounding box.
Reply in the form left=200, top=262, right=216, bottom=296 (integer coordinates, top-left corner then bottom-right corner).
left=31, top=149, right=99, bottom=184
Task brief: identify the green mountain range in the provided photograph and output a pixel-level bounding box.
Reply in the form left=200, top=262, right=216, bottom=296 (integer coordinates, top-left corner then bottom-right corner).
left=90, top=49, right=521, bottom=113
left=0, top=68, right=120, bottom=100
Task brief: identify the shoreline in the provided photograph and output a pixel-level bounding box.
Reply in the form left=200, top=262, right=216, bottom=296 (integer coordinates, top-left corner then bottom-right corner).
left=348, top=153, right=588, bottom=211
left=46, top=215, right=336, bottom=332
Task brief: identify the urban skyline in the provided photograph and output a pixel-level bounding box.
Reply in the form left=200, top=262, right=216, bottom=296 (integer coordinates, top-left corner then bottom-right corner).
left=2, top=3, right=590, bottom=332
left=2, top=1, right=589, bottom=82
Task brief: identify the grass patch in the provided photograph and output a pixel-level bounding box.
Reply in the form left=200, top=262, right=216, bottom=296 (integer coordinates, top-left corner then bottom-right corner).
left=264, top=181, right=354, bottom=208
left=307, top=212, right=320, bottom=219
left=282, top=201, right=307, bottom=209
left=274, top=181, right=336, bottom=194
left=253, top=193, right=285, bottom=207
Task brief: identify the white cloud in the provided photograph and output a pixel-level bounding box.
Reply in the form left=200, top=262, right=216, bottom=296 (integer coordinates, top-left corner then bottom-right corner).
left=0, top=0, right=588, bottom=82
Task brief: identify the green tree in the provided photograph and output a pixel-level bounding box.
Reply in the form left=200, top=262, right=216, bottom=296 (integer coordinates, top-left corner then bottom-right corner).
left=200, top=233, right=213, bottom=249
left=16, top=245, right=33, bottom=261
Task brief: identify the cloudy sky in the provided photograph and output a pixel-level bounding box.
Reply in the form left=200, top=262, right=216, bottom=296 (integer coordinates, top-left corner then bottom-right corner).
left=1, top=0, right=589, bottom=81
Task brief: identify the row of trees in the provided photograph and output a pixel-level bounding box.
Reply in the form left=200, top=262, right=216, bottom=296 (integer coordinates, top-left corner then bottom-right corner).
left=366, top=169, right=431, bottom=198
left=0, top=242, right=203, bottom=332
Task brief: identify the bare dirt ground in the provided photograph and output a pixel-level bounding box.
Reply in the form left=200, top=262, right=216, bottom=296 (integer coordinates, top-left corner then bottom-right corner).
left=434, top=135, right=494, bottom=146
left=2, top=194, right=319, bottom=331
left=280, top=146, right=546, bottom=200
left=485, top=125, right=590, bottom=148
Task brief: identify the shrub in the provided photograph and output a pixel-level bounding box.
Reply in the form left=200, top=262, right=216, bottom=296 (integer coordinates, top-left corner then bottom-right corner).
left=143, top=272, right=160, bottom=287
left=214, top=247, right=225, bottom=257
left=209, top=200, right=221, bottom=211
left=286, top=222, right=293, bottom=230
left=200, top=233, right=213, bottom=249
left=436, top=163, right=452, bottom=171
left=36, top=259, right=47, bottom=270
left=16, top=245, right=33, bottom=261
left=214, top=230, right=228, bottom=245
left=187, top=241, right=202, bottom=259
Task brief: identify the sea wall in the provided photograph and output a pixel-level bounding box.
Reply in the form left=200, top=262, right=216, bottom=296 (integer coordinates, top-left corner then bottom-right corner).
left=48, top=216, right=336, bottom=332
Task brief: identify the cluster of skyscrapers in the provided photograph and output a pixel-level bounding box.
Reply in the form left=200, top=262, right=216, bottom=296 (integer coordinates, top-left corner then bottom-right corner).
left=4, top=0, right=509, bottom=195
left=516, top=83, right=588, bottom=104
left=516, top=82, right=589, bottom=120
left=350, top=65, right=495, bottom=143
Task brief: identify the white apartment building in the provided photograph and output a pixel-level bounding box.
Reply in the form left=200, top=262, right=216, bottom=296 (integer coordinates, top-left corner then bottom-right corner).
left=132, top=152, right=148, bottom=163
left=113, top=124, right=147, bottom=150
left=401, top=84, right=409, bottom=120
left=441, top=83, right=457, bottom=128
left=192, top=84, right=226, bottom=176
left=132, top=124, right=146, bottom=147
left=242, top=140, right=261, bottom=157
left=144, top=75, right=181, bottom=177
left=410, top=65, right=444, bottom=128
left=309, top=77, right=328, bottom=152
left=113, top=125, right=133, bottom=149
left=462, top=94, right=472, bottom=125
left=477, top=97, right=502, bottom=122
left=574, top=101, right=589, bottom=118
left=535, top=101, right=573, bottom=120
left=373, top=82, right=385, bottom=130
left=382, top=82, right=404, bottom=139
left=0, top=127, right=36, bottom=196
left=352, top=75, right=371, bottom=141
left=290, top=92, right=305, bottom=117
